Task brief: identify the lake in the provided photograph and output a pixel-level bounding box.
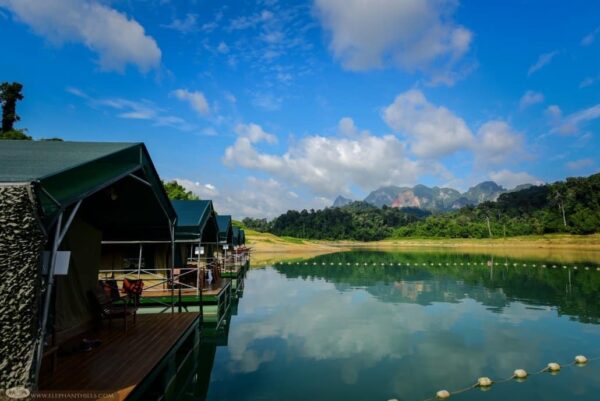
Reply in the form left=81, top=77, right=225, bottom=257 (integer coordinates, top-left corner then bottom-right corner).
left=175, top=250, right=600, bottom=401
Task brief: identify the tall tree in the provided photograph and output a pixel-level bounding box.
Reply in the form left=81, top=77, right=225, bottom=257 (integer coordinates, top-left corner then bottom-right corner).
left=0, top=82, right=24, bottom=133
left=162, top=180, right=199, bottom=200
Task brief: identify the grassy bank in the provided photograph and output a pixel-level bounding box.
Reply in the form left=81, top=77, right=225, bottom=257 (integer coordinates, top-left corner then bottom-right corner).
left=247, top=231, right=600, bottom=264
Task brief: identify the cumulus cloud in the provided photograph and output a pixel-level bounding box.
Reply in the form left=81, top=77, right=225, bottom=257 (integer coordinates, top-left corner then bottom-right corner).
left=0, top=0, right=161, bottom=72
left=171, top=89, right=210, bottom=116
left=489, top=170, right=542, bottom=189
left=235, top=123, right=278, bottom=144
left=474, top=121, right=524, bottom=165
left=528, top=51, right=559, bottom=76
left=177, top=177, right=328, bottom=218
left=382, top=90, right=474, bottom=158
left=519, top=90, right=544, bottom=110
left=314, top=0, right=472, bottom=74
left=223, top=120, right=435, bottom=196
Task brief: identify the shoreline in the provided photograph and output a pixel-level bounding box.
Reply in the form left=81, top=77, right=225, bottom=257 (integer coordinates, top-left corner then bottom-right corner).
left=247, top=233, right=600, bottom=265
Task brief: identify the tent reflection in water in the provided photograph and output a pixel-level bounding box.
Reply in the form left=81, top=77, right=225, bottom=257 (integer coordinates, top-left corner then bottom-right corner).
left=0, top=141, right=177, bottom=392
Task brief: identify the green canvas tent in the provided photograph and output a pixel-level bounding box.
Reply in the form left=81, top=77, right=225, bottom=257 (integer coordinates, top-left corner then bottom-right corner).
left=232, top=227, right=241, bottom=246
left=216, top=215, right=233, bottom=245
left=172, top=200, right=219, bottom=243
left=0, top=141, right=176, bottom=391
left=171, top=200, right=219, bottom=263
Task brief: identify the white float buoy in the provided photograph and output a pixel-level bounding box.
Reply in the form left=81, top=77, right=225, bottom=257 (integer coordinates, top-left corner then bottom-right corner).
left=514, top=369, right=528, bottom=379
left=436, top=389, right=450, bottom=399
left=477, top=377, right=493, bottom=387
left=575, top=355, right=588, bottom=365
left=547, top=362, right=561, bottom=372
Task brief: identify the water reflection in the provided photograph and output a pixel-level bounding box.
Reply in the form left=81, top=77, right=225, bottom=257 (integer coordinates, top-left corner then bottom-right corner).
left=177, top=251, right=600, bottom=401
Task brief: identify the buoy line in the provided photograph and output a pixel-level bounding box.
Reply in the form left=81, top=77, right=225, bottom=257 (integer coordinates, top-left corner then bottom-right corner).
left=280, top=261, right=600, bottom=271
left=386, top=355, right=600, bottom=401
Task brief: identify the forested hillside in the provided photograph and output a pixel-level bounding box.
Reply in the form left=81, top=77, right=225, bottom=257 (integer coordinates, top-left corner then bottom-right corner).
left=244, top=173, right=600, bottom=241
left=393, top=173, right=600, bottom=238
left=243, top=202, right=429, bottom=241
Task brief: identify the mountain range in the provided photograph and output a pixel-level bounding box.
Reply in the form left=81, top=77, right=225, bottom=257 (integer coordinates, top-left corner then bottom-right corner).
left=333, top=181, right=534, bottom=212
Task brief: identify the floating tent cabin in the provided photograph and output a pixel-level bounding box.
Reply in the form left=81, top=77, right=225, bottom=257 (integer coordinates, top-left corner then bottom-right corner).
left=171, top=200, right=219, bottom=264
left=232, top=227, right=246, bottom=248
left=232, top=227, right=241, bottom=247
left=216, top=215, right=233, bottom=253
left=0, top=141, right=177, bottom=391
left=101, top=199, right=220, bottom=297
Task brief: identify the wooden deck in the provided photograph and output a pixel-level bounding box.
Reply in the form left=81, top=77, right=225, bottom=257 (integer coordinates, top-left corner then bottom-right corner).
left=40, top=312, right=199, bottom=401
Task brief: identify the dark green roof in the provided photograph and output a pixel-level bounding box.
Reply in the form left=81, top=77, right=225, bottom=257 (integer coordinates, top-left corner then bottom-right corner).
left=0, top=140, right=176, bottom=239
left=216, top=215, right=233, bottom=243
left=0, top=141, right=136, bottom=182
left=171, top=200, right=218, bottom=241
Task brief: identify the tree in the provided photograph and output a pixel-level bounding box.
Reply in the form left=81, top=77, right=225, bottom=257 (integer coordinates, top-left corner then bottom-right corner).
left=162, top=180, right=199, bottom=200
left=0, top=130, right=31, bottom=140
left=0, top=82, right=24, bottom=133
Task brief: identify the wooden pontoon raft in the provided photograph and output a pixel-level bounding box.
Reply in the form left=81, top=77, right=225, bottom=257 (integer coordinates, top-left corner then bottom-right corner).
left=39, top=313, right=200, bottom=401
left=140, top=280, right=232, bottom=328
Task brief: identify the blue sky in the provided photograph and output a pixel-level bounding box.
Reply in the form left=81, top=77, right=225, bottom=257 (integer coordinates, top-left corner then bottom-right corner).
left=0, top=0, right=599, bottom=218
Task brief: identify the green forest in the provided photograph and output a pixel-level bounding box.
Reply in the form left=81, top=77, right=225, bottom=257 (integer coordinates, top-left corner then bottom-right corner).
left=244, top=202, right=429, bottom=241
left=244, top=173, right=600, bottom=240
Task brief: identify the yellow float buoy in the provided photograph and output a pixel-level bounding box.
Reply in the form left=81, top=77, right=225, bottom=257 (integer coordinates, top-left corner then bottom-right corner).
left=478, top=377, right=493, bottom=387
left=547, top=362, right=561, bottom=372
left=514, top=369, right=528, bottom=379
left=575, top=355, right=588, bottom=365
left=436, top=389, right=450, bottom=399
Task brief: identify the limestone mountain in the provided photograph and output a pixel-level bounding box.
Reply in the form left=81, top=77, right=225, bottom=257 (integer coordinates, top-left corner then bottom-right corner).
left=351, top=181, right=522, bottom=212
left=332, top=195, right=353, bottom=207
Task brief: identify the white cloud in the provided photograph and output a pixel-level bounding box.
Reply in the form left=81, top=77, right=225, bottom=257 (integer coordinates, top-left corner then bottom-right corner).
left=382, top=90, right=474, bottom=158
left=66, top=88, right=194, bottom=131
left=177, top=177, right=327, bottom=218
left=314, top=0, right=472, bottom=74
left=489, top=170, right=541, bottom=189
left=175, top=179, right=220, bottom=198
left=519, top=90, right=544, bottom=110
left=549, top=104, right=600, bottom=135
left=223, top=120, right=438, bottom=196
left=171, top=89, right=210, bottom=116
left=338, top=117, right=368, bottom=137
left=475, top=121, right=524, bottom=165
left=528, top=51, right=559, bottom=76
left=1, top=0, right=161, bottom=72
left=581, top=26, right=599, bottom=46
left=235, top=123, right=278, bottom=144
left=161, top=13, right=198, bottom=34
left=566, top=158, right=594, bottom=170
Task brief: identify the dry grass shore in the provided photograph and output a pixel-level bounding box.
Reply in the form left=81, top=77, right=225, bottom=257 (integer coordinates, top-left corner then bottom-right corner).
left=246, top=230, right=600, bottom=265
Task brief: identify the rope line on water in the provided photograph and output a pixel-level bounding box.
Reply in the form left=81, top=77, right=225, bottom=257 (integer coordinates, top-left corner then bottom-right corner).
left=387, top=355, right=599, bottom=401
left=280, top=260, right=600, bottom=271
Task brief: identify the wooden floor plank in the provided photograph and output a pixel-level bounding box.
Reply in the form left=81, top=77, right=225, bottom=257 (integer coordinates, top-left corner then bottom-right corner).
left=40, top=312, right=199, bottom=400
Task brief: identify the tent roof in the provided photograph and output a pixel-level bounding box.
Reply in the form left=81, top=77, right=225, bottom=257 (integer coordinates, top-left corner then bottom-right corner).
left=171, top=200, right=218, bottom=241
left=0, top=141, right=135, bottom=182
left=0, top=141, right=176, bottom=239
left=216, top=215, right=233, bottom=243
left=232, top=226, right=240, bottom=245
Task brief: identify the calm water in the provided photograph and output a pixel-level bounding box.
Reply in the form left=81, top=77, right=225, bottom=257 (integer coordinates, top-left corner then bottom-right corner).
left=179, top=251, right=600, bottom=401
